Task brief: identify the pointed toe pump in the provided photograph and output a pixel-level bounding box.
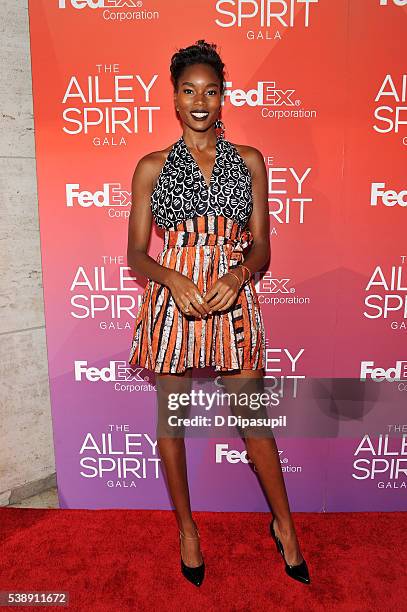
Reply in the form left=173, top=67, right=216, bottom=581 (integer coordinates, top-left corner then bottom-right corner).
left=179, top=528, right=205, bottom=587
left=270, top=518, right=310, bottom=585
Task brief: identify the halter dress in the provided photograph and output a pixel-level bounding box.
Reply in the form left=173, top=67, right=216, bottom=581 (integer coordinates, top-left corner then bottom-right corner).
left=128, top=131, right=267, bottom=374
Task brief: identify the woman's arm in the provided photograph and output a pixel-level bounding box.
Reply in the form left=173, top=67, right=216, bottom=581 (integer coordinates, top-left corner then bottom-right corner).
left=126, top=153, right=177, bottom=288
left=236, top=144, right=271, bottom=281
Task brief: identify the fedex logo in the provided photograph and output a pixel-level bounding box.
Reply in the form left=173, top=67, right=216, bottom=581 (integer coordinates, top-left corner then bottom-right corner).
left=255, top=274, right=293, bottom=294
left=74, top=360, right=145, bottom=382
left=58, top=0, right=140, bottom=8
left=215, top=444, right=253, bottom=464
left=360, top=360, right=407, bottom=382
left=224, top=81, right=298, bottom=108
left=66, top=183, right=130, bottom=208
left=370, top=183, right=407, bottom=207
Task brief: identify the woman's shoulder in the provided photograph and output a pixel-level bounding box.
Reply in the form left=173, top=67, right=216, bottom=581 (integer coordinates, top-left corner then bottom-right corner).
left=138, top=141, right=176, bottom=171
left=133, top=141, right=177, bottom=186
left=229, top=141, right=264, bottom=174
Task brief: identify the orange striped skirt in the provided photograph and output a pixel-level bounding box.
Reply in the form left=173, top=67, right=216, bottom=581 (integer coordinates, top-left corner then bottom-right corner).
left=128, top=215, right=266, bottom=374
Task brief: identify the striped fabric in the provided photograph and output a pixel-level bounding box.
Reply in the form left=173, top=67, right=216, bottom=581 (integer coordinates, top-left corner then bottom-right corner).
left=128, top=215, right=266, bottom=374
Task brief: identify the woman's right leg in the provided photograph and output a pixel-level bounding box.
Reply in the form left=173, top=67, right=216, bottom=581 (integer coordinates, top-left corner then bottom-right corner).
left=155, top=368, right=203, bottom=568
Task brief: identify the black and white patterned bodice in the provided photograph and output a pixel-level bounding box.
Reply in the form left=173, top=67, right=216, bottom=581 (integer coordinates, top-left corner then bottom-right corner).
left=150, top=133, right=253, bottom=230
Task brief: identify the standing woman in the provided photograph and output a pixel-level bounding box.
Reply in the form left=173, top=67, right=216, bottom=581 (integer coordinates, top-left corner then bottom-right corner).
left=127, top=40, right=310, bottom=587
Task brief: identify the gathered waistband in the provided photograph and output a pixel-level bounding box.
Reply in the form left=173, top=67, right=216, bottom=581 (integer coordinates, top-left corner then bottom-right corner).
left=162, top=215, right=253, bottom=254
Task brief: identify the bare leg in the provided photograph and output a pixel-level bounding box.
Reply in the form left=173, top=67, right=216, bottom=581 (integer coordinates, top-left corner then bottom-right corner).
left=155, top=368, right=203, bottom=568
left=221, top=368, right=303, bottom=565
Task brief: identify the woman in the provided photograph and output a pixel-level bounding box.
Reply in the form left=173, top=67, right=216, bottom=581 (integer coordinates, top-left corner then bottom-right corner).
left=127, top=40, right=310, bottom=587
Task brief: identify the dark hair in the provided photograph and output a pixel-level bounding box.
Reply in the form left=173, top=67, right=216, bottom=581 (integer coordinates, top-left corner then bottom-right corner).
left=170, top=39, right=226, bottom=96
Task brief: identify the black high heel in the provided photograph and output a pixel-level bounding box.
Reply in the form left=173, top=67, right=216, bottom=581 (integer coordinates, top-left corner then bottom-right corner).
left=179, top=527, right=205, bottom=587
left=270, top=518, right=310, bottom=585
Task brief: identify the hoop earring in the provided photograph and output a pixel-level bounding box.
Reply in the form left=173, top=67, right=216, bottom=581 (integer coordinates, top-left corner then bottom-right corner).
left=214, top=118, right=225, bottom=138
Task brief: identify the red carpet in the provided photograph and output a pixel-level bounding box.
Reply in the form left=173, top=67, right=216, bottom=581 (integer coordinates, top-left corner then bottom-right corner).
left=0, top=509, right=405, bottom=611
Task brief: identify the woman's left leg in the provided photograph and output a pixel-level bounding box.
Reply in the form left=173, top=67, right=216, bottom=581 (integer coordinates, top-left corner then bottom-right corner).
left=221, top=368, right=304, bottom=566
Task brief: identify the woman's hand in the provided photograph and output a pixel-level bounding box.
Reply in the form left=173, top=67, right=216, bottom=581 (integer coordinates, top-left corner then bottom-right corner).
left=204, top=268, right=244, bottom=314
left=167, top=270, right=212, bottom=318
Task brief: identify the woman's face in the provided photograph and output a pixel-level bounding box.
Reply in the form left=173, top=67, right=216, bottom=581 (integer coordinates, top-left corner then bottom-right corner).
left=174, top=63, right=222, bottom=133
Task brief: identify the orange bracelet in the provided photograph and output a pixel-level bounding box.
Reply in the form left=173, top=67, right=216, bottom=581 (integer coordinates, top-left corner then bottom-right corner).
left=234, top=265, right=250, bottom=286
left=228, top=270, right=243, bottom=289
left=228, top=264, right=252, bottom=289
left=240, top=264, right=252, bottom=282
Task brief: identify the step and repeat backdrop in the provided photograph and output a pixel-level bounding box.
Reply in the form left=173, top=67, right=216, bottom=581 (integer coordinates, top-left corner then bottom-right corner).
left=28, top=0, right=406, bottom=511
